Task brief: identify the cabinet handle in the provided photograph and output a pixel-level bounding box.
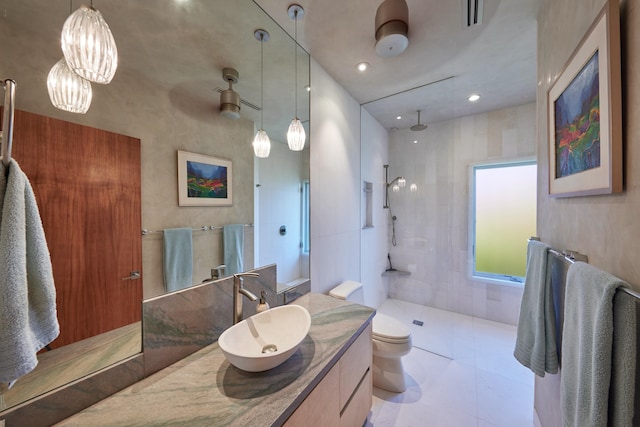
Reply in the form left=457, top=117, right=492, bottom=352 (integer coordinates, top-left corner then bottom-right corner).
left=122, top=270, right=141, bottom=281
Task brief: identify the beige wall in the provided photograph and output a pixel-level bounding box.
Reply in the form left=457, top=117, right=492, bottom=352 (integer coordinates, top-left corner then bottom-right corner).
left=538, top=0, right=640, bottom=289
left=388, top=102, right=536, bottom=325
left=0, top=41, right=256, bottom=299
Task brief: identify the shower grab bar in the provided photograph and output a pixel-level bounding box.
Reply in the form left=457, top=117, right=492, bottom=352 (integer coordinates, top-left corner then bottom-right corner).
left=141, top=223, right=253, bottom=235
left=1, top=79, right=16, bottom=167
left=530, top=236, right=640, bottom=300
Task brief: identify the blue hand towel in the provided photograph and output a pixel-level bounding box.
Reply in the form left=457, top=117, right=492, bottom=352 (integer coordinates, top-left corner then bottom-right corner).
left=561, top=262, right=636, bottom=427
left=0, top=159, right=59, bottom=384
left=223, top=224, right=244, bottom=276
left=163, top=228, right=193, bottom=292
left=514, top=239, right=558, bottom=376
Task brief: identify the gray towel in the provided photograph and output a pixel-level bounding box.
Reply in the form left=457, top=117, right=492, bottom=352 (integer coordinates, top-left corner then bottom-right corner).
left=561, top=262, right=636, bottom=427
left=162, top=228, right=193, bottom=292
left=514, top=239, right=558, bottom=376
left=223, top=224, right=244, bottom=276
left=0, top=159, right=59, bottom=384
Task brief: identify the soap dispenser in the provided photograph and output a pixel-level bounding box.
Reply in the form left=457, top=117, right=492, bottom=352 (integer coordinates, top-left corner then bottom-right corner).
left=256, top=290, right=270, bottom=313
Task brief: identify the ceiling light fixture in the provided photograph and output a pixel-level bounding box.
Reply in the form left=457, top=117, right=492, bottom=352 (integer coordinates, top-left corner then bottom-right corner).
left=61, top=2, right=118, bottom=84
left=253, top=29, right=271, bottom=158
left=219, top=67, right=241, bottom=119
left=286, top=4, right=306, bottom=152
left=305, top=85, right=311, bottom=92
left=374, top=0, right=409, bottom=57
left=357, top=62, right=369, bottom=72
left=47, top=58, right=92, bottom=114
left=468, top=94, right=480, bottom=102
left=396, top=115, right=402, bottom=120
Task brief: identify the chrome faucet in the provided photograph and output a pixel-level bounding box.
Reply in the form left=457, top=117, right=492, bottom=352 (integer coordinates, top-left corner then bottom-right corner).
left=232, top=272, right=259, bottom=324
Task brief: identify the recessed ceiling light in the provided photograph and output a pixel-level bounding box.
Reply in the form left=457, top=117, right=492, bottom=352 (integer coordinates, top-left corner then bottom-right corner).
left=357, top=62, right=369, bottom=72
left=396, top=115, right=402, bottom=120
left=468, top=94, right=480, bottom=102
left=413, top=140, right=418, bottom=144
left=304, top=85, right=311, bottom=92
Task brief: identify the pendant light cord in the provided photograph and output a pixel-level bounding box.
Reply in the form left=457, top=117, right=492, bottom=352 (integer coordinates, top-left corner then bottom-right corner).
left=260, top=33, right=264, bottom=130
left=294, top=11, right=298, bottom=119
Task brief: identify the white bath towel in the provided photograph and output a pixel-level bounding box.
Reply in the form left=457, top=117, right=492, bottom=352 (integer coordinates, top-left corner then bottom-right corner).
left=514, top=239, right=558, bottom=376
left=0, top=159, right=59, bottom=384
left=561, top=262, right=636, bottom=427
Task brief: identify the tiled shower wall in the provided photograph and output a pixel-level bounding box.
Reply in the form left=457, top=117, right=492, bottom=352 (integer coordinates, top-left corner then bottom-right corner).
left=387, top=102, right=536, bottom=325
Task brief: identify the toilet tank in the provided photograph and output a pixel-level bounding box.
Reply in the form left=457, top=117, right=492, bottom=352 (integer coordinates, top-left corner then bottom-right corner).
left=329, top=281, right=364, bottom=304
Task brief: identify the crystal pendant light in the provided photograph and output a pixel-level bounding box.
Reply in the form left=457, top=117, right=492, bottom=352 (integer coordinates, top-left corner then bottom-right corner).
left=286, top=5, right=306, bottom=151
left=47, top=59, right=93, bottom=114
left=61, top=3, right=118, bottom=84
left=253, top=30, right=271, bottom=158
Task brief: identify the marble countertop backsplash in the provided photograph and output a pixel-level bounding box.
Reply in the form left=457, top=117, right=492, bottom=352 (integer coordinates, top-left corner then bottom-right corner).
left=55, top=293, right=375, bottom=426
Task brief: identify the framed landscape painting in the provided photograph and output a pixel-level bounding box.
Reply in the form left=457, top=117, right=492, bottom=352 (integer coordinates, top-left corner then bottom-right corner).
left=177, top=150, right=232, bottom=206
left=547, top=0, right=622, bottom=197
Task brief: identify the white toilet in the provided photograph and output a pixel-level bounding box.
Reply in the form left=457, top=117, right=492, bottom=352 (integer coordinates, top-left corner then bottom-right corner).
left=329, top=280, right=412, bottom=393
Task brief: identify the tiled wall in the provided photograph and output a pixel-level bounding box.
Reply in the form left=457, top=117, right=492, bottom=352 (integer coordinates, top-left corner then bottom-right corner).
left=143, top=264, right=278, bottom=376
left=388, top=103, right=536, bottom=325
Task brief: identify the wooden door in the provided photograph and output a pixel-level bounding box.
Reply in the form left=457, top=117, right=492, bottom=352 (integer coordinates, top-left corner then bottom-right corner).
left=4, top=109, right=142, bottom=348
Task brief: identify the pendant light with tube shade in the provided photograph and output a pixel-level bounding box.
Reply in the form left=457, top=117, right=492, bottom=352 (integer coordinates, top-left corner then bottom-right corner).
left=286, top=4, right=306, bottom=151
left=61, top=2, right=118, bottom=84
left=253, top=29, right=271, bottom=158
left=47, top=58, right=93, bottom=114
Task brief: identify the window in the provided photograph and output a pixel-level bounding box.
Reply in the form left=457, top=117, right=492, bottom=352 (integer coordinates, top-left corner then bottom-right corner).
left=301, top=180, right=310, bottom=254
left=470, top=161, right=537, bottom=285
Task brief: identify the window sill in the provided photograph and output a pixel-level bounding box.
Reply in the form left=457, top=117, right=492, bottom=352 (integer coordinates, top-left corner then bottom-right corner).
left=470, top=274, right=524, bottom=288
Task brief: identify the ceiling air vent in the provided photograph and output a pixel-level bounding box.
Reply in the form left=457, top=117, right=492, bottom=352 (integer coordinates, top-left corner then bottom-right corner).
left=463, top=0, right=483, bottom=28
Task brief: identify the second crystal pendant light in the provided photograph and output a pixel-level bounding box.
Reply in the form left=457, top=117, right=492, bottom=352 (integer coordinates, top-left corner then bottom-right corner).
left=253, top=29, right=271, bottom=158
left=286, top=4, right=306, bottom=151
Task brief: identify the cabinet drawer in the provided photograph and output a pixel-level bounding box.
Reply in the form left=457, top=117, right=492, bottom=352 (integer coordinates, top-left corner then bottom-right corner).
left=339, top=323, right=372, bottom=411
left=283, top=362, right=340, bottom=427
left=340, top=368, right=372, bottom=427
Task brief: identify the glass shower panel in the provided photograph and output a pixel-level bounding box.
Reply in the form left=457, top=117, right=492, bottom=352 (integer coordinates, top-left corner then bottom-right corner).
left=384, top=77, right=456, bottom=359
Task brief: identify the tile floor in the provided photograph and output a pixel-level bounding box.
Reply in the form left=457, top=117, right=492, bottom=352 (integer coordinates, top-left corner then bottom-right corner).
left=367, top=299, right=534, bottom=427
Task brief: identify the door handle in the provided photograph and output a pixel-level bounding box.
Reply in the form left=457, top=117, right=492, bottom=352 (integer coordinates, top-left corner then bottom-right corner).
left=121, top=270, right=141, bottom=281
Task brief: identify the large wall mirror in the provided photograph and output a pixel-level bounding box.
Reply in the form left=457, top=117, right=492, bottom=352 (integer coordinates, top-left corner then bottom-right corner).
left=0, top=0, right=309, bottom=411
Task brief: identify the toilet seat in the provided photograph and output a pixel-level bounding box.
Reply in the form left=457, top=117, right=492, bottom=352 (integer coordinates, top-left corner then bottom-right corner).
left=372, top=313, right=411, bottom=344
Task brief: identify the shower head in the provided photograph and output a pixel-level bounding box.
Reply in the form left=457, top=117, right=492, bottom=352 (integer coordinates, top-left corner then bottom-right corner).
left=410, top=109, right=427, bottom=131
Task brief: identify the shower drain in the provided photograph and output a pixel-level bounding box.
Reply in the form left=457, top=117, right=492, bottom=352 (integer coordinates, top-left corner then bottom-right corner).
left=412, top=320, right=424, bottom=327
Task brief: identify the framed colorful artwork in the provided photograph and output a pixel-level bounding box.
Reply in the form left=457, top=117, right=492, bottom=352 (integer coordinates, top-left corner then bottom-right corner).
left=548, top=0, right=622, bottom=197
left=177, top=150, right=232, bottom=206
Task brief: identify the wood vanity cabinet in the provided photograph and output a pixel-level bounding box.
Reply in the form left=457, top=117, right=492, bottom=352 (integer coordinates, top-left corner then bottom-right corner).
left=284, top=323, right=373, bottom=427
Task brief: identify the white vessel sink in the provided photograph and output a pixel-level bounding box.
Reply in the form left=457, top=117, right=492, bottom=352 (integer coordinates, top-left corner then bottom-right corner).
left=218, top=304, right=311, bottom=372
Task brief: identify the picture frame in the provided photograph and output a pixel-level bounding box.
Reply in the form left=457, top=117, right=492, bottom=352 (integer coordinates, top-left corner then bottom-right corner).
left=177, top=150, right=233, bottom=206
left=547, top=0, right=622, bottom=197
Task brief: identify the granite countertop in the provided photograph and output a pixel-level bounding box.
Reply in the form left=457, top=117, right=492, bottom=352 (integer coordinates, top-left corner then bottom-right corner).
left=56, top=293, right=375, bottom=427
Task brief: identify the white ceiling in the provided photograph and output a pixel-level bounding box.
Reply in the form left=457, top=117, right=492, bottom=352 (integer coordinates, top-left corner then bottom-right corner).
left=2, top=0, right=539, bottom=135
left=255, top=0, right=540, bottom=130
